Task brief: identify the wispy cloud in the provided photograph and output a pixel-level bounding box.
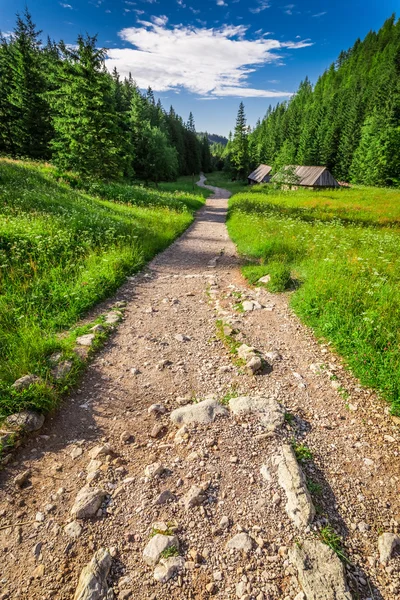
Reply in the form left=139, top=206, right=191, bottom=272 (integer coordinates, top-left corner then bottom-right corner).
left=217, top=0, right=228, bottom=6
left=250, top=1, right=270, bottom=13
left=106, top=21, right=312, bottom=98
left=59, top=2, right=73, bottom=8
left=312, top=11, right=327, bottom=17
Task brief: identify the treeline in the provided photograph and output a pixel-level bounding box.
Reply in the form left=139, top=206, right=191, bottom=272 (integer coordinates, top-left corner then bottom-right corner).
left=220, top=15, right=400, bottom=186
left=0, top=10, right=212, bottom=181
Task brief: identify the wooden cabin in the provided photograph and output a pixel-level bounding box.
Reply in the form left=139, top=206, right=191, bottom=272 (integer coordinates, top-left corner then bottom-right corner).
left=273, top=165, right=340, bottom=189
left=248, top=164, right=273, bottom=185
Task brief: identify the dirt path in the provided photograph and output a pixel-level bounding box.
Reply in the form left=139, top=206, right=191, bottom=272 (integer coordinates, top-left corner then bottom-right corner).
left=1, top=178, right=400, bottom=600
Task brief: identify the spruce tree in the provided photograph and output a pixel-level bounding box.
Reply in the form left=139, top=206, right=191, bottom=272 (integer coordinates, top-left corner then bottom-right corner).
left=231, top=102, right=250, bottom=178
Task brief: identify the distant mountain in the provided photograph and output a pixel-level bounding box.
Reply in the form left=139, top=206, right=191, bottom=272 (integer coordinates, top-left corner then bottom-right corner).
left=198, top=132, right=228, bottom=146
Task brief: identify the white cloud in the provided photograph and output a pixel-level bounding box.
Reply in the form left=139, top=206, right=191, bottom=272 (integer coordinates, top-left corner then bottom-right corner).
left=250, top=1, right=270, bottom=14
left=312, top=11, right=327, bottom=17
left=105, top=21, right=312, bottom=98
left=60, top=2, right=73, bottom=8
left=217, top=0, right=228, bottom=6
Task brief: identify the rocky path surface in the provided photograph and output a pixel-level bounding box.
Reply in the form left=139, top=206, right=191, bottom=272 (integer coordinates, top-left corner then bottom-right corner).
left=1, top=177, right=400, bottom=600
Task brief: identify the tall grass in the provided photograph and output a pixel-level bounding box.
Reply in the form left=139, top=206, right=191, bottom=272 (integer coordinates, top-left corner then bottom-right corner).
left=227, top=184, right=400, bottom=414
left=0, top=159, right=205, bottom=416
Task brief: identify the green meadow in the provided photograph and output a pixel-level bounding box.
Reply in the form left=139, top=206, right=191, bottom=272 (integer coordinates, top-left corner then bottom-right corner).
left=0, top=159, right=205, bottom=416
left=227, top=184, right=400, bottom=414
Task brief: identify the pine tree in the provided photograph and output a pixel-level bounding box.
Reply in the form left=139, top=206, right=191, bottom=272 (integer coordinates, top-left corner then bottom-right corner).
left=49, top=35, right=127, bottom=178
left=230, top=102, right=250, bottom=178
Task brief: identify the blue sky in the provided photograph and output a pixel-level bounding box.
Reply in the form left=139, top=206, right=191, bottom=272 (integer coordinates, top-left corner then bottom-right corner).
left=1, top=0, right=398, bottom=136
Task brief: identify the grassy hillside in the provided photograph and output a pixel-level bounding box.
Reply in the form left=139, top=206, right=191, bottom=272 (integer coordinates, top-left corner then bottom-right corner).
left=227, top=184, right=400, bottom=414
left=0, top=159, right=205, bottom=417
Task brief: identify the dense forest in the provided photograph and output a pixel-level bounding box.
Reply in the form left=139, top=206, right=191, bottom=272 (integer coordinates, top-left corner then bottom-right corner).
left=0, top=10, right=212, bottom=182
left=222, top=15, right=400, bottom=186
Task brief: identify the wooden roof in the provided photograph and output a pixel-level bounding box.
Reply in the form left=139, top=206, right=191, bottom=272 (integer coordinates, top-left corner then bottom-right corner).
left=274, top=165, right=340, bottom=187
left=248, top=164, right=273, bottom=183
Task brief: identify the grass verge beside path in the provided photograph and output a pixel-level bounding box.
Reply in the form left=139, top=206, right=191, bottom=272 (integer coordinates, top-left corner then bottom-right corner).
left=227, top=183, right=400, bottom=415
left=0, top=159, right=205, bottom=417
left=204, top=172, right=248, bottom=195
left=158, top=175, right=211, bottom=199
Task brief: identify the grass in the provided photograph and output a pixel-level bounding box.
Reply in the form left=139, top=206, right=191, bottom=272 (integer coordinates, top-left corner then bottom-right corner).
left=227, top=183, right=400, bottom=415
left=0, top=159, right=205, bottom=418
left=205, top=171, right=248, bottom=195
left=158, top=175, right=211, bottom=199
left=160, top=545, right=179, bottom=559
left=307, top=480, right=322, bottom=496
left=292, top=441, right=313, bottom=462
left=319, top=525, right=349, bottom=563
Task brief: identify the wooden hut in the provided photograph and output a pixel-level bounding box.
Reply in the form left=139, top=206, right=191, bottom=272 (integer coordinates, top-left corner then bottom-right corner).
left=248, top=164, right=273, bottom=185
left=273, top=165, right=340, bottom=189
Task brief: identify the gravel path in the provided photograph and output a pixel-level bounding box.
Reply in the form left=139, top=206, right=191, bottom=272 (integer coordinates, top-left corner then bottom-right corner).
left=1, top=177, right=400, bottom=600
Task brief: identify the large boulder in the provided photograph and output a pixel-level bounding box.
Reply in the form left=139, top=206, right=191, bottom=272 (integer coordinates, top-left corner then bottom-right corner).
left=276, top=444, right=315, bottom=528
left=229, top=396, right=284, bottom=431
left=73, top=548, right=112, bottom=600
left=143, top=534, right=179, bottom=567
left=170, top=398, right=228, bottom=426
left=289, top=540, right=352, bottom=600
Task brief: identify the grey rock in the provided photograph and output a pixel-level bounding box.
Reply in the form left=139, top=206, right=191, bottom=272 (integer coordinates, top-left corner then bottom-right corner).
left=64, top=521, right=83, bottom=539
left=155, top=490, right=175, bottom=505
left=183, top=485, right=206, bottom=510
left=88, top=444, right=112, bottom=460
left=11, top=374, right=40, bottom=391
left=175, top=334, right=191, bottom=342
left=51, top=360, right=73, bottom=380
left=378, top=533, right=400, bottom=564
left=90, top=324, right=105, bottom=333
left=229, top=396, right=285, bottom=432
left=71, top=486, right=107, bottom=519
left=277, top=444, right=315, bottom=528
left=258, top=275, right=271, bottom=284
left=246, top=356, right=263, bottom=374
left=14, top=469, right=31, bottom=488
left=6, top=410, right=45, bottom=432
left=289, top=540, right=352, bottom=600
left=170, top=398, right=228, bottom=426
left=153, top=556, right=185, bottom=583
left=142, top=534, right=179, bottom=567
left=144, top=462, right=165, bottom=479
left=237, top=344, right=257, bottom=361
left=120, top=431, right=134, bottom=443
left=73, top=548, right=112, bottom=600
left=226, top=533, right=254, bottom=552
left=242, top=301, right=255, bottom=312
left=105, top=312, right=121, bottom=325
left=265, top=350, right=282, bottom=363
left=76, top=334, right=95, bottom=347
left=148, top=404, right=166, bottom=416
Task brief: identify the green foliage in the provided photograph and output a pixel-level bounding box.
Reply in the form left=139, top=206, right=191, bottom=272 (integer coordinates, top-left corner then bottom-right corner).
left=227, top=184, right=400, bottom=414
left=0, top=159, right=204, bottom=416
left=248, top=16, right=400, bottom=186
left=160, top=546, right=179, bottom=559
left=319, top=525, right=348, bottom=563
left=0, top=10, right=205, bottom=183
left=229, top=102, right=250, bottom=179
left=307, top=480, right=322, bottom=496
left=292, top=442, right=313, bottom=462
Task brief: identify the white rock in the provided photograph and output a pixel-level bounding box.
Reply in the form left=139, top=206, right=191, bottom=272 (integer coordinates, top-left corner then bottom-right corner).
left=71, top=447, right=83, bottom=459
left=226, top=533, right=254, bottom=552
left=88, top=444, right=112, bottom=460
left=64, top=521, right=83, bottom=539
left=247, top=356, right=263, bottom=374
left=76, top=334, right=95, bottom=347
left=153, top=556, right=185, bottom=583
left=142, top=534, right=179, bottom=567
left=378, top=533, right=400, bottom=564
left=258, top=275, right=271, bottom=284
left=289, top=540, right=352, bottom=600
left=73, top=548, right=112, bottom=600
left=229, top=396, right=284, bottom=432
left=276, top=444, right=315, bottom=528
left=237, top=344, right=257, bottom=361
left=175, top=334, right=190, bottom=342
left=86, top=459, right=102, bottom=473
left=170, top=398, right=228, bottom=426
left=236, top=581, right=247, bottom=598
left=242, top=301, right=255, bottom=312
left=144, top=462, right=165, bottom=479
left=105, top=312, right=121, bottom=325
left=260, top=465, right=271, bottom=482
left=148, top=404, right=166, bottom=416
left=71, top=487, right=106, bottom=519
